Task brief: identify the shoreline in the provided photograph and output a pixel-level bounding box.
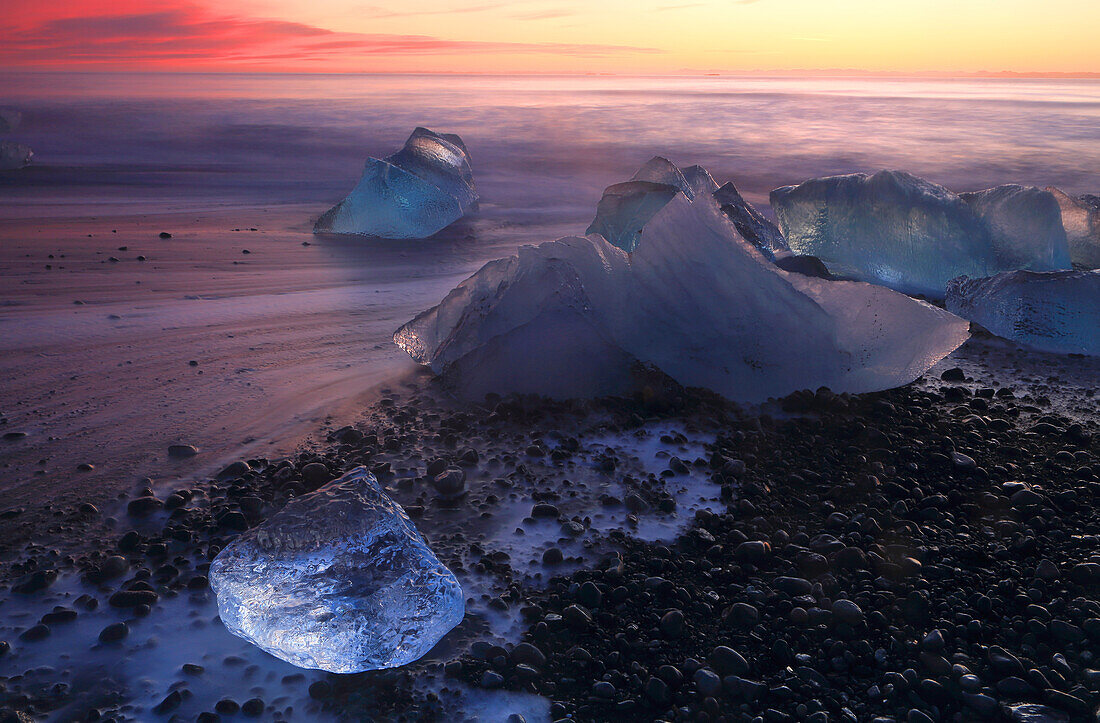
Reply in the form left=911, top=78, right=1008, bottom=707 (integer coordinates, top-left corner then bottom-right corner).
left=1, top=335, right=1098, bottom=721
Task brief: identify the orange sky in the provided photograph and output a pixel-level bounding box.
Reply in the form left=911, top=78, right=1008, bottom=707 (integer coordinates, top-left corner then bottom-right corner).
left=2, top=0, right=1099, bottom=75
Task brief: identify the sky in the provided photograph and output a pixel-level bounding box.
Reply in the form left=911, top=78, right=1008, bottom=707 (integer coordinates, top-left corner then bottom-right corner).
left=2, top=0, right=1099, bottom=75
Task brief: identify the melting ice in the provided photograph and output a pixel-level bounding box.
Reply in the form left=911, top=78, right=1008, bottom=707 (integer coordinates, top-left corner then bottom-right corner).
left=210, top=467, right=464, bottom=673
left=770, top=170, right=1071, bottom=297
left=314, top=127, right=477, bottom=239
left=946, top=270, right=1100, bottom=356
left=396, top=160, right=969, bottom=403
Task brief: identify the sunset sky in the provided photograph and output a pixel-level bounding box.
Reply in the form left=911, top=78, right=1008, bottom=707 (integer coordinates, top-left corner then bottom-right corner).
left=3, top=0, right=1099, bottom=75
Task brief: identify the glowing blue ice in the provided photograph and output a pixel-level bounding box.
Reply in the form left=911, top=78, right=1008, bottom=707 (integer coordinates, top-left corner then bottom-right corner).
left=770, top=171, right=1071, bottom=297
left=1049, top=187, right=1100, bottom=269
left=210, top=467, right=464, bottom=673
left=397, top=160, right=969, bottom=403
left=946, top=270, right=1100, bottom=356
left=314, top=127, right=477, bottom=239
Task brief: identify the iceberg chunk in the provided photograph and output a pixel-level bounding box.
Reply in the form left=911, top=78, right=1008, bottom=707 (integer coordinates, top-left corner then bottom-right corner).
left=959, top=184, right=1070, bottom=270
left=315, top=127, right=477, bottom=239
left=1048, top=187, right=1100, bottom=269
left=713, top=181, right=788, bottom=258
left=398, top=162, right=969, bottom=403
left=586, top=181, right=681, bottom=252
left=946, top=270, right=1100, bottom=356
left=0, top=141, right=32, bottom=170
left=210, top=467, right=464, bottom=673
left=587, top=157, right=723, bottom=251
left=770, top=171, right=1071, bottom=297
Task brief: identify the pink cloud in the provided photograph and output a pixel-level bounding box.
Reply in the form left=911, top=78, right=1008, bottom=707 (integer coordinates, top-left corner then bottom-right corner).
left=0, top=1, right=659, bottom=70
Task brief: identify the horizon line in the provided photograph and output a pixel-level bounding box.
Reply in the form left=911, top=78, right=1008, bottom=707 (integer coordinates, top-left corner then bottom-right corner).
left=2, top=68, right=1099, bottom=79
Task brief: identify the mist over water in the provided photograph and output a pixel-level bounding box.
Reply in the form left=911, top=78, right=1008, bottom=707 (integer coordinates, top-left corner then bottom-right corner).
left=1, top=71, right=1099, bottom=507
left=3, top=72, right=1099, bottom=216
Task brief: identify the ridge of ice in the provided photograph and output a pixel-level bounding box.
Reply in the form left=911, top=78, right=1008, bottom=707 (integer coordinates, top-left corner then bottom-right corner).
left=397, top=161, right=969, bottom=403
left=946, top=270, right=1100, bottom=356
left=210, top=467, right=464, bottom=673
left=314, top=127, right=477, bottom=239
left=770, top=170, right=1071, bottom=297
left=1048, top=187, right=1100, bottom=269
left=713, top=181, right=788, bottom=259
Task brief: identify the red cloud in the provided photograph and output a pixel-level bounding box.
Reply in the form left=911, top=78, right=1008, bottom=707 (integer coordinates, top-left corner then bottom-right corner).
left=0, top=0, right=658, bottom=70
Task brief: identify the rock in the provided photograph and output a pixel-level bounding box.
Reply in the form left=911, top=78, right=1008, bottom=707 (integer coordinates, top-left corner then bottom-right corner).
left=708, top=646, right=750, bottom=676
left=831, top=599, right=864, bottom=624
left=168, top=444, right=198, bottom=458
left=108, top=590, right=157, bottom=608
left=693, top=667, right=722, bottom=696
left=98, top=622, right=128, bottom=643
left=430, top=467, right=466, bottom=497
left=773, top=576, right=813, bottom=596
left=645, top=676, right=671, bottom=705
left=127, top=497, right=163, bottom=516
left=300, top=462, right=331, bottom=487
left=659, top=609, right=685, bottom=638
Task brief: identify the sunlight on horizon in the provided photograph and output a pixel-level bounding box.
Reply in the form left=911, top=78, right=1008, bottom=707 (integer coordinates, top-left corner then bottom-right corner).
left=2, top=0, right=1099, bottom=75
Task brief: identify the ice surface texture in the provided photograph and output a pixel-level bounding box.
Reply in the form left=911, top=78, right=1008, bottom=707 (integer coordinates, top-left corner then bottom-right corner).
left=587, top=156, right=788, bottom=259
left=0, top=142, right=32, bottom=170
left=396, top=161, right=969, bottom=403
left=586, top=157, right=717, bottom=252
left=947, top=270, right=1100, bottom=356
left=1048, top=187, right=1100, bottom=269
left=770, top=171, right=1071, bottom=297
left=314, top=127, right=477, bottom=239
left=210, top=467, right=464, bottom=673
left=713, top=182, right=788, bottom=259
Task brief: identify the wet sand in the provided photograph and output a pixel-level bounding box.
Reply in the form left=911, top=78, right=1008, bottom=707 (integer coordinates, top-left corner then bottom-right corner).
left=0, top=202, right=578, bottom=547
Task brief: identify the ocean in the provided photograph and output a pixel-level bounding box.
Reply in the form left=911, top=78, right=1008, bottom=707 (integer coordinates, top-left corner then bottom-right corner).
left=1, top=72, right=1099, bottom=504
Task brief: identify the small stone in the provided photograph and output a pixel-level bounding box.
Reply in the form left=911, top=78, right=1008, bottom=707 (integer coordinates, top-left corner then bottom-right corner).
left=168, top=444, right=198, bottom=458
left=659, top=609, right=684, bottom=638
left=98, top=622, right=128, bottom=643
left=832, top=599, right=864, bottom=624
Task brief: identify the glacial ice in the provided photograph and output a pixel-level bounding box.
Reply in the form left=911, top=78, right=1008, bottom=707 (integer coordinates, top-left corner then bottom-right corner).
left=959, top=185, right=1070, bottom=270
left=587, top=157, right=721, bottom=251
left=314, top=127, right=477, bottom=239
left=946, top=270, right=1100, bottom=356
left=210, top=467, right=464, bottom=673
left=588, top=158, right=784, bottom=258
left=713, top=181, right=788, bottom=258
left=0, top=109, right=21, bottom=134
left=396, top=161, right=969, bottom=403
left=770, top=171, right=1071, bottom=297
left=0, top=142, right=32, bottom=170
left=1048, top=187, right=1100, bottom=269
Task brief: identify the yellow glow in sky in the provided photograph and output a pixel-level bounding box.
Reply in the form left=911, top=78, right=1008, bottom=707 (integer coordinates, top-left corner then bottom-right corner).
left=4, top=0, right=1099, bottom=73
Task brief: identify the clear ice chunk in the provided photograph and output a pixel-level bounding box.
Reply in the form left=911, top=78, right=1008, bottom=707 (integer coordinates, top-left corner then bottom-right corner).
left=1048, top=187, right=1100, bottom=269
left=589, top=158, right=772, bottom=254
left=314, top=127, right=477, bottom=239
left=770, top=170, right=1071, bottom=297
left=959, top=184, right=1070, bottom=270
left=0, top=141, right=33, bottom=170
left=210, top=467, right=464, bottom=673
left=397, top=161, right=969, bottom=403
left=946, top=270, right=1100, bottom=356
left=586, top=181, right=681, bottom=252
left=713, top=181, right=788, bottom=259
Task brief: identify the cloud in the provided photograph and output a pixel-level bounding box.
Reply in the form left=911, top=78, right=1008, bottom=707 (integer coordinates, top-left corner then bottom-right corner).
left=358, top=3, right=507, bottom=20
left=0, top=1, right=659, bottom=69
